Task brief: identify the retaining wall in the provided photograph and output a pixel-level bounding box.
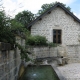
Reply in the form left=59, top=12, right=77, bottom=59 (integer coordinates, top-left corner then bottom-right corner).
left=66, top=45, right=80, bottom=63
left=28, top=45, right=80, bottom=64
left=0, top=42, right=21, bottom=80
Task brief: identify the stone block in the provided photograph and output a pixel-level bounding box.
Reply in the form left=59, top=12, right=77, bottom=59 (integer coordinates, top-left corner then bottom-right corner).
left=0, top=65, right=4, bottom=77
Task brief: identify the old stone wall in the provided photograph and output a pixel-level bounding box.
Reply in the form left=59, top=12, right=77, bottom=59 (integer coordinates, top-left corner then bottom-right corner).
left=66, top=45, right=80, bottom=63
left=28, top=46, right=58, bottom=59
left=0, top=42, right=21, bottom=80
left=28, top=45, right=80, bottom=64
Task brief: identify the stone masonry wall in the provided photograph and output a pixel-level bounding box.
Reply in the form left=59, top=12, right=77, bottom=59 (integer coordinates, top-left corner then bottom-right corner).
left=66, top=45, right=80, bottom=63
left=28, top=45, right=80, bottom=64
left=0, top=42, right=21, bottom=80
left=28, top=46, right=58, bottom=59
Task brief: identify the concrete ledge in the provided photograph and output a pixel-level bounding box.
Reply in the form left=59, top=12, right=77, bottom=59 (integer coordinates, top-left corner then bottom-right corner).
left=51, top=64, right=66, bottom=80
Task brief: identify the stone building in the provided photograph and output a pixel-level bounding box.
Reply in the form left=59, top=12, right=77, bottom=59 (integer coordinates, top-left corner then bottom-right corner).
left=28, top=3, right=80, bottom=63
left=28, top=3, right=80, bottom=45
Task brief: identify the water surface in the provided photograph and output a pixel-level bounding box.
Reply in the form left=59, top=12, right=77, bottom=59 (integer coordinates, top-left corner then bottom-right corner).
left=21, top=65, right=59, bottom=80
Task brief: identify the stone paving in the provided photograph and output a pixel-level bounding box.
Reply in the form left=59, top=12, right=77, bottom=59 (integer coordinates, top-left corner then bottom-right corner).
left=57, top=63, right=80, bottom=80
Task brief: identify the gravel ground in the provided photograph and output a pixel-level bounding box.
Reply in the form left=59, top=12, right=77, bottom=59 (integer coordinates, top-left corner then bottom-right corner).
left=57, top=63, right=80, bottom=80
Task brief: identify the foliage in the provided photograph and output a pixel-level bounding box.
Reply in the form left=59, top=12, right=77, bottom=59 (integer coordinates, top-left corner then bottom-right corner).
left=15, top=10, right=35, bottom=28
left=26, top=35, right=47, bottom=46
left=10, top=19, right=24, bottom=32
left=15, top=43, right=30, bottom=61
left=37, top=3, right=54, bottom=16
left=10, top=18, right=31, bottom=61
left=48, top=42, right=57, bottom=47
left=0, top=10, right=31, bottom=61
left=10, top=19, right=30, bottom=39
left=37, top=2, right=71, bottom=16
left=0, top=10, right=15, bottom=44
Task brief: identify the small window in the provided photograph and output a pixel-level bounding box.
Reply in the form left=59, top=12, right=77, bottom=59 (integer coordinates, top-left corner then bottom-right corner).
left=53, top=29, right=62, bottom=43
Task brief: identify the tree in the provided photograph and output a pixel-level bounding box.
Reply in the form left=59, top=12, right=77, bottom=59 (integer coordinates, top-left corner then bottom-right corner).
left=10, top=19, right=30, bottom=40
left=15, top=10, right=35, bottom=28
left=10, top=19, right=24, bottom=33
left=37, top=2, right=71, bottom=16
left=0, top=10, right=15, bottom=44
left=0, top=10, right=30, bottom=61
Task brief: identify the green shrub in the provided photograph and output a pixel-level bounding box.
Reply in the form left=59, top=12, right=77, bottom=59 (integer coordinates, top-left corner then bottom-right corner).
left=26, top=35, right=47, bottom=46
left=26, top=36, right=35, bottom=45
left=15, top=43, right=30, bottom=61
left=0, top=10, right=15, bottom=44
left=48, top=42, right=57, bottom=47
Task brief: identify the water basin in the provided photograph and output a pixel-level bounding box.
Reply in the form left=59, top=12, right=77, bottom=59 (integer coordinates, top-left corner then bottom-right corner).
left=20, top=65, right=60, bottom=80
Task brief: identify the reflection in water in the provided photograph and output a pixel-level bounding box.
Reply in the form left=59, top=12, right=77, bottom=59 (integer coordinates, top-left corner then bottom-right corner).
left=21, top=65, right=59, bottom=80
left=33, top=73, right=37, bottom=76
